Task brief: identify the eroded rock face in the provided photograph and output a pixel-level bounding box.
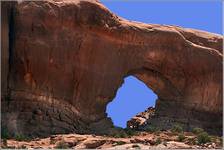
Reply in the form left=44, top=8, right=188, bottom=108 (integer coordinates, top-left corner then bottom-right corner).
left=127, top=107, right=155, bottom=129
left=1, top=0, right=223, bottom=137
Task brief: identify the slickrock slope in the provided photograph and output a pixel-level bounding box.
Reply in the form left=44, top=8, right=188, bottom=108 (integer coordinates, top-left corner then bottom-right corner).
left=1, top=0, right=223, bottom=137
left=1, top=131, right=223, bottom=149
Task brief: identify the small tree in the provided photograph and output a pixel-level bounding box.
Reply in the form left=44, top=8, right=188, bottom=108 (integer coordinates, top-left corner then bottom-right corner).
left=197, top=132, right=211, bottom=144
left=192, top=127, right=204, bottom=135
left=171, top=124, right=183, bottom=133
left=177, top=133, right=186, bottom=142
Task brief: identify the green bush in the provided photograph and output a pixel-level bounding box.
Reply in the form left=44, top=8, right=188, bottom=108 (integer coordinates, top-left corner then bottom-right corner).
left=14, top=134, right=29, bottom=141
left=192, top=128, right=204, bottom=135
left=113, top=126, right=124, bottom=131
left=177, top=133, right=186, bottom=142
left=155, top=138, right=162, bottom=145
left=115, top=141, right=126, bottom=145
left=119, top=132, right=128, bottom=138
left=109, top=127, right=137, bottom=138
left=197, top=132, right=211, bottom=144
left=109, top=126, right=130, bottom=138
left=145, top=126, right=159, bottom=133
left=124, top=128, right=137, bottom=136
left=1, top=127, right=9, bottom=139
left=55, top=140, right=69, bottom=149
left=171, top=124, right=183, bottom=133
left=112, top=132, right=128, bottom=138
left=2, top=139, right=7, bottom=148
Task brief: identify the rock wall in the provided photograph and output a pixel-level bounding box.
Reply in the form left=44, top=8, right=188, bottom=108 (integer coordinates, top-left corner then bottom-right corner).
left=1, top=1, right=15, bottom=99
left=1, top=0, right=223, bottom=137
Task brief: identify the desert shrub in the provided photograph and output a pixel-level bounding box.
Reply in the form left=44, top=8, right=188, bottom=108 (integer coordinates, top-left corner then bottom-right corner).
left=119, top=132, right=128, bottom=138
left=115, top=141, right=126, bottom=145
left=177, top=133, right=186, bottom=142
left=14, top=134, right=29, bottom=141
left=171, top=124, right=183, bottom=133
left=188, top=137, right=197, bottom=145
left=1, top=127, right=9, bottom=139
left=108, top=127, right=137, bottom=138
left=2, top=138, right=7, bottom=148
left=122, top=132, right=129, bottom=138
left=192, top=127, right=204, bottom=135
left=155, top=131, right=162, bottom=136
left=113, top=126, right=124, bottom=131
left=155, top=138, right=162, bottom=145
left=197, top=132, right=211, bottom=144
left=112, top=132, right=128, bottom=138
left=145, top=125, right=159, bottom=133
left=51, top=128, right=57, bottom=135
left=124, top=128, right=137, bottom=136
left=55, top=140, right=69, bottom=149
left=108, top=127, right=124, bottom=138
left=50, top=138, right=56, bottom=144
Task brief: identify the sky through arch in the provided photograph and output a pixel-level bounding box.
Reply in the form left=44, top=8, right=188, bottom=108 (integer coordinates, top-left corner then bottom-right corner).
left=106, top=76, right=158, bottom=128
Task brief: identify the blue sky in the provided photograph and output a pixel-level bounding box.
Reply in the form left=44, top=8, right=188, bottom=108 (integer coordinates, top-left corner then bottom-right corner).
left=103, top=0, right=223, bottom=128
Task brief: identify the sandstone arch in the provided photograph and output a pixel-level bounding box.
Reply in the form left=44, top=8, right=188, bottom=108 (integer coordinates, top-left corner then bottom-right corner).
left=1, top=0, right=222, bottom=137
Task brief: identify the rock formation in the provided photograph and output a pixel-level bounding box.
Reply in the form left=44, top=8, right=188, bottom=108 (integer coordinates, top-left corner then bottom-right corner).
left=127, top=107, right=155, bottom=129
left=1, top=132, right=223, bottom=149
left=1, top=0, right=223, bottom=137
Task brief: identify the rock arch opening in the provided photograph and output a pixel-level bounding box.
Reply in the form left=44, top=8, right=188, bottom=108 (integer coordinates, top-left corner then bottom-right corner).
left=106, top=75, right=158, bottom=128
left=1, top=0, right=222, bottom=137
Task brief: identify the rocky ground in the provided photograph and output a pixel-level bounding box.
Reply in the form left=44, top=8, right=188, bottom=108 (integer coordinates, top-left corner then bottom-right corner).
left=1, top=130, right=222, bottom=149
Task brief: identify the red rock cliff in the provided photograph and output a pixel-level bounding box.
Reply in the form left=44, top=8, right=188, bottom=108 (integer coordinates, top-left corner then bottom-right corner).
left=1, top=0, right=223, bottom=136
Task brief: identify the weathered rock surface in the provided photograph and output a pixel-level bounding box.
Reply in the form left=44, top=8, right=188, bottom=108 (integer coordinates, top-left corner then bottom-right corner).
left=1, top=0, right=223, bottom=137
left=127, top=107, right=155, bottom=129
left=1, top=131, right=223, bottom=149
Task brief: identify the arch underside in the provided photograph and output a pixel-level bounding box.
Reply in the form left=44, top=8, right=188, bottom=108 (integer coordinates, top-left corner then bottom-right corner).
left=103, top=68, right=222, bottom=135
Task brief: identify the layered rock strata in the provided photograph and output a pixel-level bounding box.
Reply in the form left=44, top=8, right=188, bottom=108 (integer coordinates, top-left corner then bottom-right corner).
left=1, top=0, right=223, bottom=137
